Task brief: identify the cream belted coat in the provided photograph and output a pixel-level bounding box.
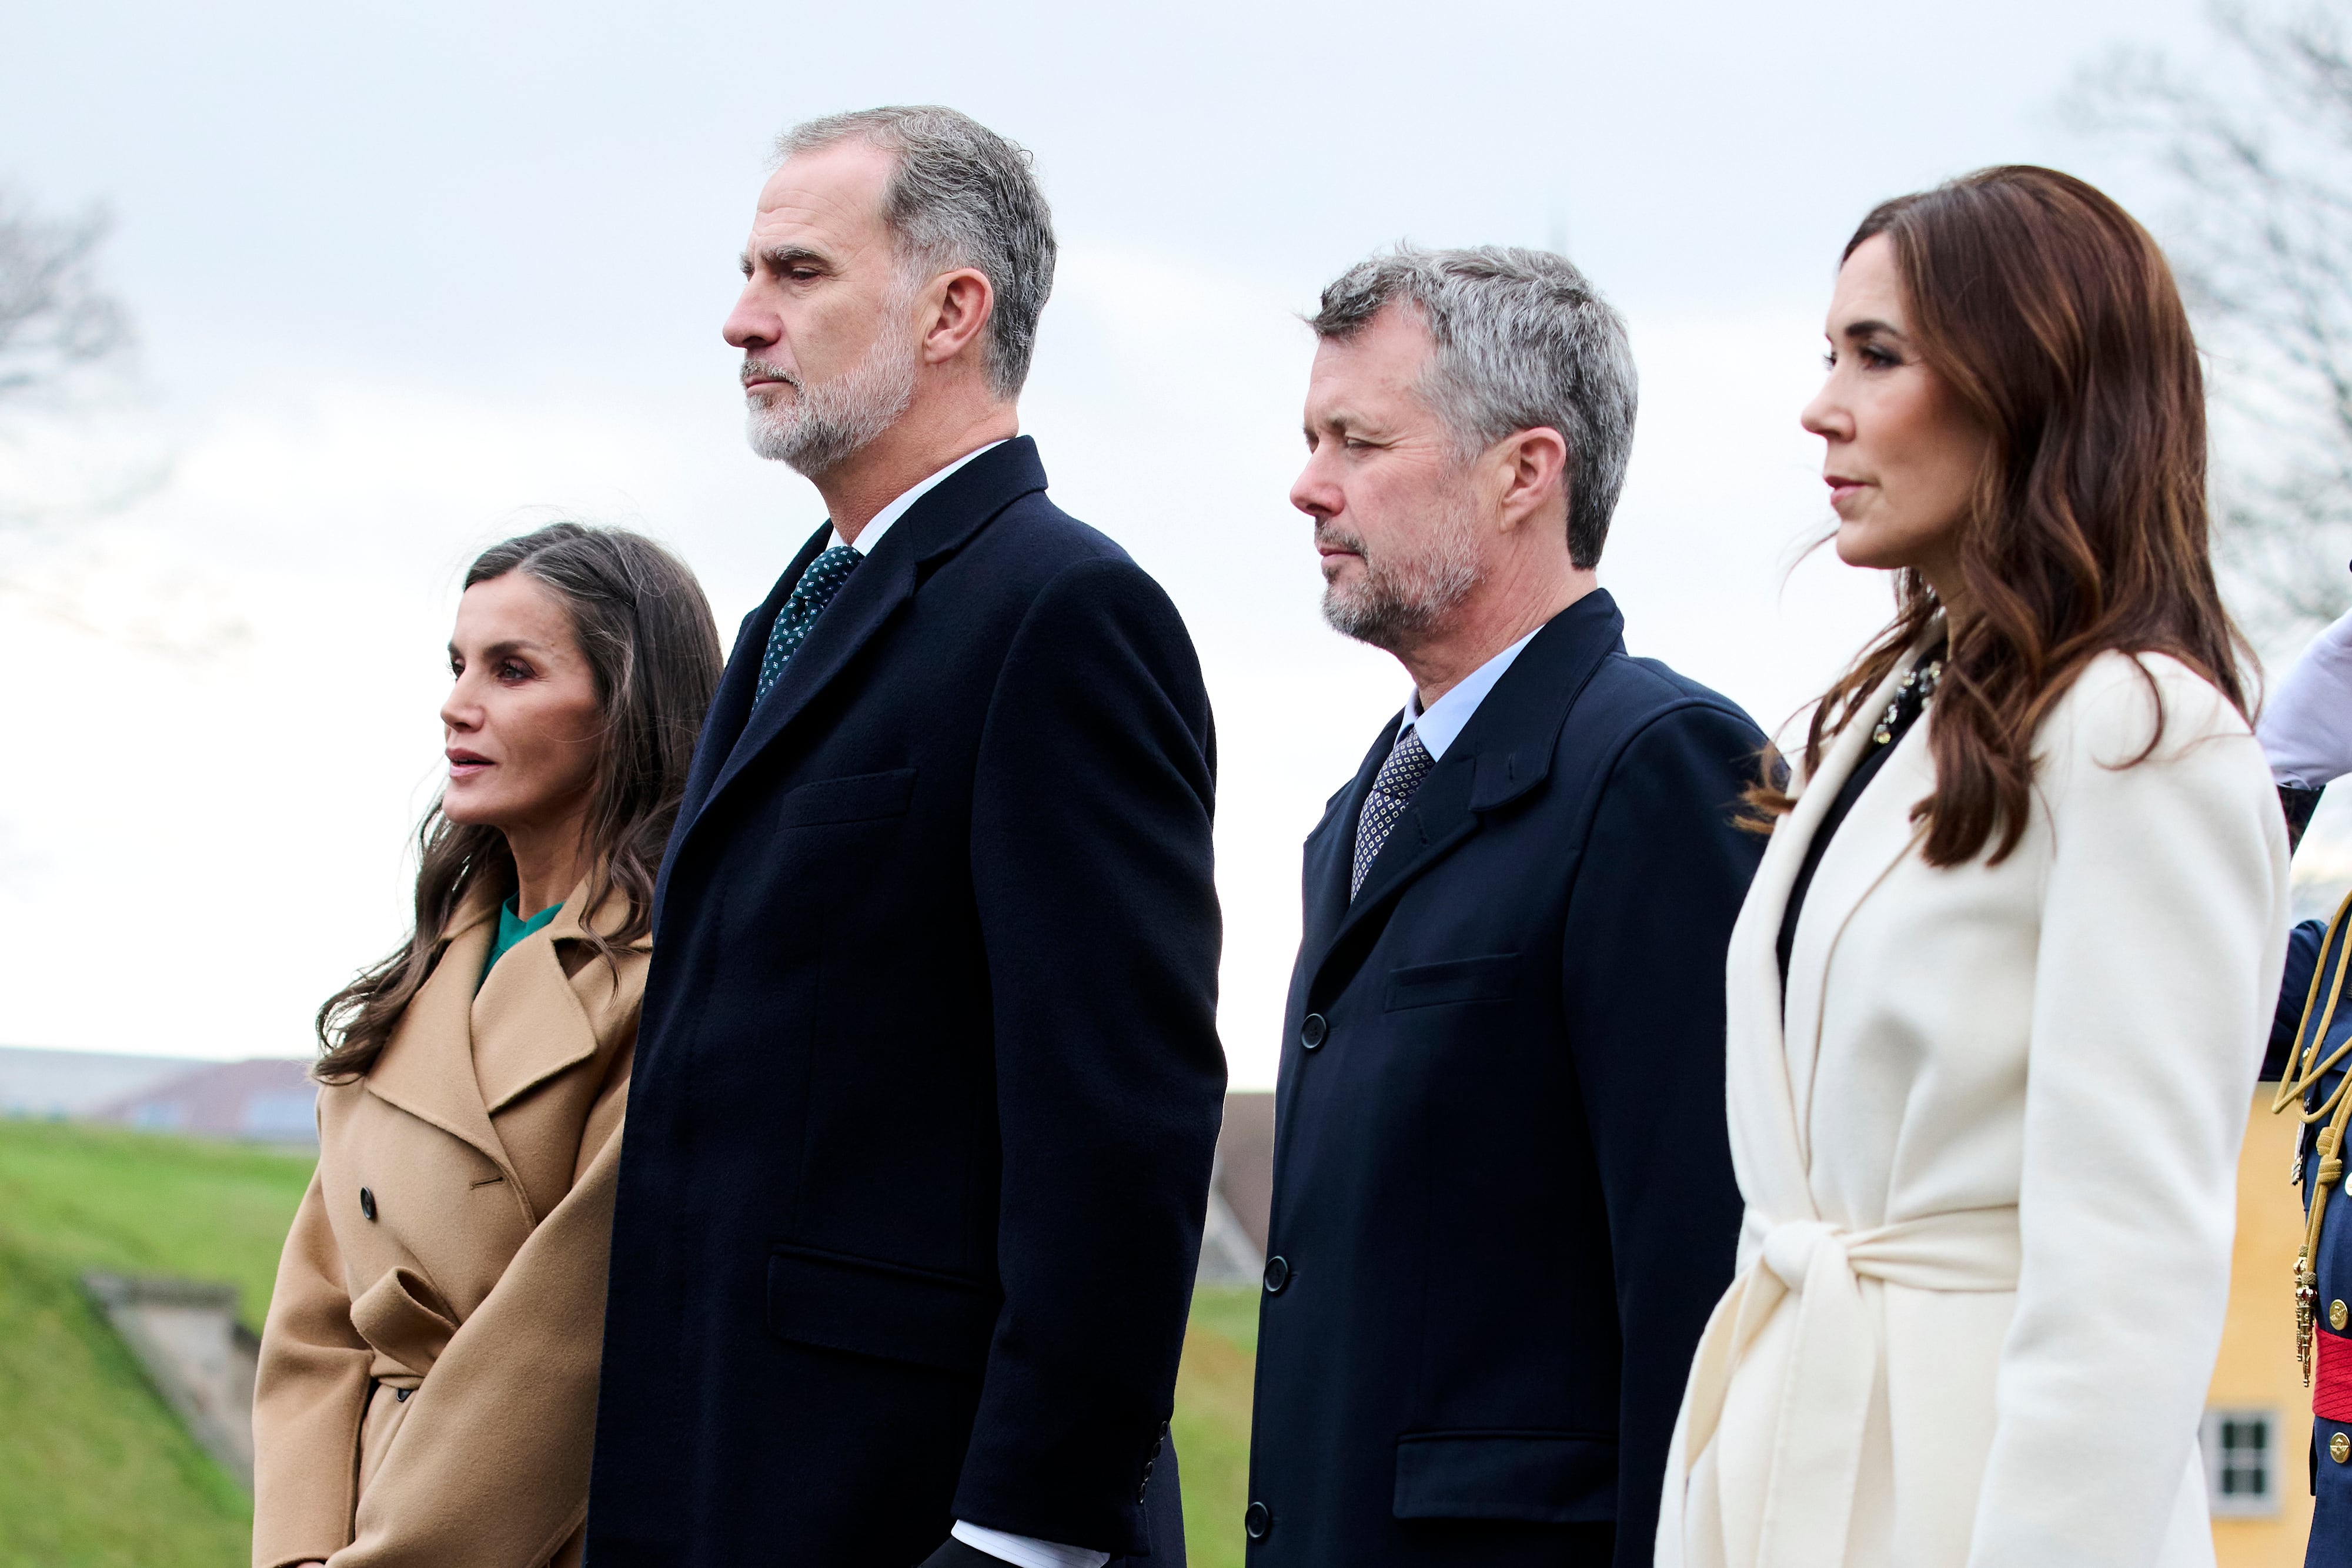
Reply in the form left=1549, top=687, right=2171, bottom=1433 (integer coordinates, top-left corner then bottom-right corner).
left=252, top=877, right=646, bottom=1568
left=1657, top=636, right=2290, bottom=1568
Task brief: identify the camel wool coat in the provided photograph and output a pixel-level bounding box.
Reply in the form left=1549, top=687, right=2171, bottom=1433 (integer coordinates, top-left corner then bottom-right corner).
left=252, top=877, right=646, bottom=1568
left=1656, top=637, right=2290, bottom=1568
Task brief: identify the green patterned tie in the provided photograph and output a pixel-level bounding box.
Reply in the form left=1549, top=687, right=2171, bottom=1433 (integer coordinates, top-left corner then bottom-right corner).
left=754, top=544, right=861, bottom=705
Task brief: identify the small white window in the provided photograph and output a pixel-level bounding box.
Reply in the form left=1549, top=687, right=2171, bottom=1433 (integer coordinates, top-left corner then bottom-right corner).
left=2202, top=1407, right=2281, bottom=1517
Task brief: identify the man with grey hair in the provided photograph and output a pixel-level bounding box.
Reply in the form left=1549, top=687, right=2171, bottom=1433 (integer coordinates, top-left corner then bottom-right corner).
left=1241, top=248, right=1760, bottom=1567
left=588, top=107, right=1221, bottom=1568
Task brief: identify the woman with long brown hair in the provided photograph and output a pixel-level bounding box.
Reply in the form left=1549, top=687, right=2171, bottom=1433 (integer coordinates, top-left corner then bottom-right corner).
left=1656, top=168, right=2290, bottom=1568
left=252, top=523, right=720, bottom=1568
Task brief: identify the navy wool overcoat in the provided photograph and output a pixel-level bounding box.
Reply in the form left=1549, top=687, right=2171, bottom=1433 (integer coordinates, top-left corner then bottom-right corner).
left=1246, top=591, right=1759, bottom=1568
left=586, top=439, right=1225, bottom=1564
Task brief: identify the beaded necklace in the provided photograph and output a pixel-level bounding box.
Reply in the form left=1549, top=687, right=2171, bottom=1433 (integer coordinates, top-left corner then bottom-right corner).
left=1870, top=646, right=1945, bottom=748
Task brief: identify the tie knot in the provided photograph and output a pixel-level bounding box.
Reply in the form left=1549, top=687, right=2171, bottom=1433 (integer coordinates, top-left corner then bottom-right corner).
left=796, top=544, right=861, bottom=600
left=1374, top=726, right=1434, bottom=798
left=754, top=543, right=864, bottom=706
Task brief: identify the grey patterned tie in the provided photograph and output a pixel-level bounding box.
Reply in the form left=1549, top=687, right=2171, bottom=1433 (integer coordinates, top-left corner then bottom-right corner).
left=754, top=544, right=861, bottom=705
left=1352, top=724, right=1435, bottom=899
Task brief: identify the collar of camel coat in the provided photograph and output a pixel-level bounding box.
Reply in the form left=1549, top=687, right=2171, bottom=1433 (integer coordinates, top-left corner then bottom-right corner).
left=363, top=873, right=649, bottom=1226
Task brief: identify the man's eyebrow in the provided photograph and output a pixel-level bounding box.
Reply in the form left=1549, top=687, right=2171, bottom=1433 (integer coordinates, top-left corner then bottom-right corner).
left=746, top=243, right=833, bottom=275
left=1309, top=408, right=1378, bottom=436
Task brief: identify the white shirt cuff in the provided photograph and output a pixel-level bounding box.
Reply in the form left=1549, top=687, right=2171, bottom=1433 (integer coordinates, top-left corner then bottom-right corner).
left=951, top=1521, right=1112, bottom=1568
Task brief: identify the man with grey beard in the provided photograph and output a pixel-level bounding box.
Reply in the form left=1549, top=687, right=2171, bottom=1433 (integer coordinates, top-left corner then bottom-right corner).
left=588, top=106, right=1222, bottom=1568
left=1241, top=248, right=1762, bottom=1568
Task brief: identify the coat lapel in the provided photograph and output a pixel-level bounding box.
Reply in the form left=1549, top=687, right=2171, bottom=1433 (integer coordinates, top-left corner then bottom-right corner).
left=470, top=875, right=644, bottom=1117
left=1779, top=720, right=1933, bottom=1139
left=363, top=888, right=516, bottom=1183
left=1723, top=620, right=1940, bottom=1187
left=1299, top=724, right=1395, bottom=969
left=677, top=438, right=1050, bottom=858
left=1305, top=591, right=1623, bottom=1008
left=678, top=530, right=827, bottom=830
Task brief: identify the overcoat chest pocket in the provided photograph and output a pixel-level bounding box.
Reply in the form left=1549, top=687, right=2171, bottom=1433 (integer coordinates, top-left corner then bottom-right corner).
left=776, top=768, right=918, bottom=830
left=1384, top=953, right=1520, bottom=1011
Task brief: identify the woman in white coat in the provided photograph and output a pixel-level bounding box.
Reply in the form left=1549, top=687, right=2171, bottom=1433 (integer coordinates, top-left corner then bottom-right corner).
left=1658, top=166, right=2291, bottom=1568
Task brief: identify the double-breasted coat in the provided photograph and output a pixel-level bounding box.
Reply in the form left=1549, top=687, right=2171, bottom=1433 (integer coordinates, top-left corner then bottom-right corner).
left=252, top=876, right=646, bottom=1568
left=1657, top=639, right=2290, bottom=1568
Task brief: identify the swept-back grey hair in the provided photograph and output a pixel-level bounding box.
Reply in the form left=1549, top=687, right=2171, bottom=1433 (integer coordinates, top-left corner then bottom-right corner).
left=1311, top=246, right=1638, bottom=569
left=775, top=106, right=1056, bottom=400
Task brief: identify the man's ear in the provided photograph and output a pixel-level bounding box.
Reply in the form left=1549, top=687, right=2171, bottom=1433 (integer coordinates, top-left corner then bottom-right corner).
left=1493, top=426, right=1570, bottom=534
left=921, top=268, right=996, bottom=368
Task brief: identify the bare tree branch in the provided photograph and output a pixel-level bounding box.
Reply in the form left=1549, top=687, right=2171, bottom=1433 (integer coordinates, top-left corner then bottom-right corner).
left=2072, top=2, right=2352, bottom=639
left=0, top=192, right=130, bottom=412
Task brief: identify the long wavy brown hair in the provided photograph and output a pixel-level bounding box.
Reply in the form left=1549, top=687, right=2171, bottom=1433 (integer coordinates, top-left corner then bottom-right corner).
left=315, top=523, right=721, bottom=1080
left=1752, top=165, right=2250, bottom=867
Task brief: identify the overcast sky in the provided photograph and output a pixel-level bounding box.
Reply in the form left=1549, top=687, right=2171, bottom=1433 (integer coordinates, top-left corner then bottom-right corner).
left=0, top=0, right=2267, bottom=1085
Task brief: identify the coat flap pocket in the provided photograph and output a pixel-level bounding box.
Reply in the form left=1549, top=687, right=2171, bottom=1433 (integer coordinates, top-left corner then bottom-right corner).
left=1392, top=1429, right=1617, bottom=1523
left=766, top=1245, right=998, bottom=1375
left=776, top=768, right=918, bottom=830
left=349, top=1266, right=460, bottom=1379
left=1383, top=953, right=1521, bottom=1011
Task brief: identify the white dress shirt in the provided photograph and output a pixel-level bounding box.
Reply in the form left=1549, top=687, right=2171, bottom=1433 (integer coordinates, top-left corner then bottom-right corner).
left=830, top=439, right=1007, bottom=557
left=1395, top=626, right=1541, bottom=761
left=842, top=440, right=1105, bottom=1568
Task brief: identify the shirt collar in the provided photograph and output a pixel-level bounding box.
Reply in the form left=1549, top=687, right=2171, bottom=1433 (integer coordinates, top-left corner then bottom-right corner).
left=829, top=440, right=1010, bottom=556
left=1399, top=626, right=1542, bottom=762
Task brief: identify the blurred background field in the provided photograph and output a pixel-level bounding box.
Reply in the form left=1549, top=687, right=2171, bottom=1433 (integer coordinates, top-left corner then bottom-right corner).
left=0, top=1119, right=301, bottom=1566
left=0, top=1116, right=1264, bottom=1568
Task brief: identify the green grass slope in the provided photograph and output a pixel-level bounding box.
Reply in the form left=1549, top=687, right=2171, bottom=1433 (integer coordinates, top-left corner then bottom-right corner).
left=0, top=1115, right=1264, bottom=1568
left=1173, top=1285, right=1261, bottom=1568
left=0, top=1116, right=314, bottom=1568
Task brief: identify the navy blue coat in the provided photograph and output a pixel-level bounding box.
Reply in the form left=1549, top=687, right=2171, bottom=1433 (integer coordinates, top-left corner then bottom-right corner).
left=1245, top=593, right=1759, bottom=1568
left=586, top=439, right=1224, bottom=1564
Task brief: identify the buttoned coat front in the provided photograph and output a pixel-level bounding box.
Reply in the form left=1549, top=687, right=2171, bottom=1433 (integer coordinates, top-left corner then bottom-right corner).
left=252, top=877, right=645, bottom=1568
left=1247, top=593, right=1763, bottom=1568
left=1657, top=641, right=2291, bottom=1568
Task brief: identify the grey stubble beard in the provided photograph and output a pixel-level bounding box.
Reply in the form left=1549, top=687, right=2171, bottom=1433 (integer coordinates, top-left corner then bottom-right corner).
left=1317, top=498, right=1486, bottom=653
left=741, top=307, right=921, bottom=479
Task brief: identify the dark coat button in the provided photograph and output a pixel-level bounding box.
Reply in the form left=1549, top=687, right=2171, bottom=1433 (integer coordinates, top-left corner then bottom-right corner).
left=1245, top=1500, right=1271, bottom=1539
left=1300, top=1014, right=1327, bottom=1051
left=1263, top=1255, right=1290, bottom=1295
left=359, top=1187, right=377, bottom=1221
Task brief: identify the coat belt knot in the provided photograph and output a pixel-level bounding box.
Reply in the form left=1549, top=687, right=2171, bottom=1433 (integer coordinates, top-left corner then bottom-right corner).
left=1656, top=1205, right=2022, bottom=1568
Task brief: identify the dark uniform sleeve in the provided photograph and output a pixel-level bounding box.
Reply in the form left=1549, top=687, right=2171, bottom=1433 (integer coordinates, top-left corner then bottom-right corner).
left=1558, top=702, right=1762, bottom=1568
left=954, top=555, right=1225, bottom=1554
left=2271, top=917, right=2330, bottom=1082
